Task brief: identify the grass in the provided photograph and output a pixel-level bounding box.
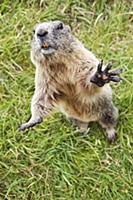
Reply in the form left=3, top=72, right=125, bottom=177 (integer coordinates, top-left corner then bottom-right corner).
left=0, top=0, right=133, bottom=199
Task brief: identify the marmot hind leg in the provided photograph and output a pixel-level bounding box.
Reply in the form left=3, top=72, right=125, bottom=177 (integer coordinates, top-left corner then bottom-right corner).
left=98, top=104, right=118, bottom=143
left=69, top=117, right=89, bottom=133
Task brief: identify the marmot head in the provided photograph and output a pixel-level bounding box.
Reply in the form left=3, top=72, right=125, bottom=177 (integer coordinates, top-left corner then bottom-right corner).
left=31, top=20, right=75, bottom=62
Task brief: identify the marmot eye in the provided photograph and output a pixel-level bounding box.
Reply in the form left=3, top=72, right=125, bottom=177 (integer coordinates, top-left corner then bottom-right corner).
left=56, top=22, right=64, bottom=30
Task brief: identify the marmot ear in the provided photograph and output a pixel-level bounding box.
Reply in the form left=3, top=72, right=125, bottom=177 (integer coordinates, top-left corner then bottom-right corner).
left=66, top=25, right=71, bottom=32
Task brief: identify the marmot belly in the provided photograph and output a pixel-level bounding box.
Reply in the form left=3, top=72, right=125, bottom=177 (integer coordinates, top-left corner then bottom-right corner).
left=57, top=97, right=99, bottom=122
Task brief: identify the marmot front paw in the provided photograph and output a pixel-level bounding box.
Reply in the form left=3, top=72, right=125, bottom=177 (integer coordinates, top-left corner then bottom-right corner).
left=90, top=60, right=123, bottom=87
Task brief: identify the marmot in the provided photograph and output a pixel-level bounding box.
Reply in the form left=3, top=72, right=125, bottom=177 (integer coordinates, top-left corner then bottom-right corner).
left=18, top=20, right=122, bottom=143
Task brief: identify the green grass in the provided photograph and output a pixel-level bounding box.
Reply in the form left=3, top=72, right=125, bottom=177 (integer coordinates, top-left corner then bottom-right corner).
left=0, top=0, right=133, bottom=199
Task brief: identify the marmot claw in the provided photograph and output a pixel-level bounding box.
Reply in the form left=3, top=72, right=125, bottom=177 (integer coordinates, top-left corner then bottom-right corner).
left=90, top=60, right=123, bottom=87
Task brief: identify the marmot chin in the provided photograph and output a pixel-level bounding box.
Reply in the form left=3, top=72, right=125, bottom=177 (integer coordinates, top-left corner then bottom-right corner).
left=18, top=20, right=122, bottom=143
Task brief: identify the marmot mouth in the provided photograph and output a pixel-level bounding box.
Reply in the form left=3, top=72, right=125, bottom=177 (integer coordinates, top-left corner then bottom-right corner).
left=40, top=42, right=57, bottom=55
left=41, top=42, right=49, bottom=49
left=41, top=45, right=56, bottom=55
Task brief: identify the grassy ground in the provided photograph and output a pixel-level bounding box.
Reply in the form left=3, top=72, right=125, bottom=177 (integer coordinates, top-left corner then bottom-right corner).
left=0, top=0, right=133, bottom=199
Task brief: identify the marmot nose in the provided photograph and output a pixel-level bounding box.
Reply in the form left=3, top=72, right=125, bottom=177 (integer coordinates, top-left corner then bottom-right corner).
left=37, top=30, right=48, bottom=40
